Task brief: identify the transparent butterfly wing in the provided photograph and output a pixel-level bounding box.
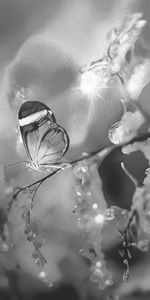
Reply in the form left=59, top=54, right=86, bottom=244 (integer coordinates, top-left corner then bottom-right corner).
left=20, top=111, right=56, bottom=161
left=20, top=125, right=39, bottom=161
left=19, top=101, right=69, bottom=166
left=35, top=124, right=69, bottom=166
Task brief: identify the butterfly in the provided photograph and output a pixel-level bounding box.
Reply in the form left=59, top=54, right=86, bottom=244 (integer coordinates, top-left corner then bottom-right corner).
left=18, top=101, right=70, bottom=172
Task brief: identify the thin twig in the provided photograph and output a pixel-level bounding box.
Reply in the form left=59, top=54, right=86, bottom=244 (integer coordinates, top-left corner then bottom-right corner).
left=8, top=146, right=114, bottom=210
left=8, top=131, right=150, bottom=212
left=121, top=162, right=138, bottom=186
left=8, top=168, right=62, bottom=211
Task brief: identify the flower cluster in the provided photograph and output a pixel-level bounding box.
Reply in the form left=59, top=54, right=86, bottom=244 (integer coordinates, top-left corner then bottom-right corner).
left=79, top=13, right=149, bottom=103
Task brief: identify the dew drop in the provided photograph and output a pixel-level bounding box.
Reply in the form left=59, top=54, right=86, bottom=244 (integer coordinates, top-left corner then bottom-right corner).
left=96, top=261, right=102, bottom=268
left=39, top=271, right=47, bottom=279
left=0, top=242, right=9, bottom=252
left=47, top=281, right=54, bottom=288
left=92, top=203, right=98, bottom=210
left=105, top=279, right=113, bottom=286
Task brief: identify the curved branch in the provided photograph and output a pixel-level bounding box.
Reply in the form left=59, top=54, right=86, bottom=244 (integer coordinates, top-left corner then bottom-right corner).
left=8, top=131, right=150, bottom=212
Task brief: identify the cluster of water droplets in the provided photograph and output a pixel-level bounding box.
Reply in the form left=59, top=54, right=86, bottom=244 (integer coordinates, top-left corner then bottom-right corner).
left=22, top=188, right=54, bottom=287
left=73, top=160, right=115, bottom=289
left=9, top=185, right=53, bottom=288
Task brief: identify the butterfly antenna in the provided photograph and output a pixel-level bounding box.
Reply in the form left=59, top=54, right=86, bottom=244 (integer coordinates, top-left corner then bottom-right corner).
left=4, top=161, right=28, bottom=169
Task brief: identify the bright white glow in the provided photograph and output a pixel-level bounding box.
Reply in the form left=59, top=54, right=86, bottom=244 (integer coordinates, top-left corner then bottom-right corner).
left=79, top=56, right=110, bottom=102
left=79, top=69, right=109, bottom=101
left=94, top=214, right=104, bottom=224
left=92, top=203, right=98, bottom=209
left=96, top=261, right=102, bottom=268
left=81, top=166, right=87, bottom=173
left=39, top=271, right=47, bottom=279
left=80, top=71, right=100, bottom=97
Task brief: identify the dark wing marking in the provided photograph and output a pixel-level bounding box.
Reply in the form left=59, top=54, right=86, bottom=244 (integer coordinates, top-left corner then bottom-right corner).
left=18, top=101, right=56, bottom=123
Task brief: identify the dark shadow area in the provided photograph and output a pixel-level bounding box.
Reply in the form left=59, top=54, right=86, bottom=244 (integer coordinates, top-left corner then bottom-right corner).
left=99, top=146, right=148, bottom=209
left=0, top=283, right=80, bottom=300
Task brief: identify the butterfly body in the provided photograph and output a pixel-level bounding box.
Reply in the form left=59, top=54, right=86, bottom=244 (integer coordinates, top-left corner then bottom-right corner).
left=18, top=101, right=69, bottom=172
